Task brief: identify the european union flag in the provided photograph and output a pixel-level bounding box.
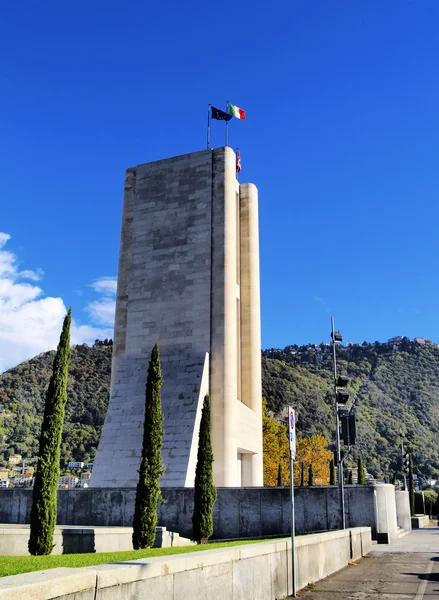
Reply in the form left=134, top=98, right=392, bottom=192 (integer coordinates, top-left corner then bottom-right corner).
left=211, top=106, right=232, bottom=121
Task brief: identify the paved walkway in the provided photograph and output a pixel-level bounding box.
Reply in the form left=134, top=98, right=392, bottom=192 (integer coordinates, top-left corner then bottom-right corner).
left=298, top=528, right=439, bottom=599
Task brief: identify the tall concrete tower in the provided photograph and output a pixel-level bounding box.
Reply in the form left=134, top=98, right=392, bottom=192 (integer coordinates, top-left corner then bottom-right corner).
left=90, top=147, right=263, bottom=488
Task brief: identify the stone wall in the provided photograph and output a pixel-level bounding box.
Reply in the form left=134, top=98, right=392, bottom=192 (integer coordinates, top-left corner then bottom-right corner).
left=0, top=485, right=376, bottom=539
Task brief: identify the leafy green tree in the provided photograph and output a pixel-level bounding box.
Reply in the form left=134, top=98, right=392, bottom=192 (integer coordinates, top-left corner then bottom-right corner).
left=415, top=489, right=437, bottom=516
left=28, top=309, right=72, bottom=556
left=348, top=470, right=353, bottom=484
left=308, top=463, right=314, bottom=486
left=425, top=489, right=438, bottom=517
left=329, top=459, right=336, bottom=485
left=132, top=344, right=164, bottom=549
left=409, top=455, right=415, bottom=516
left=300, top=462, right=305, bottom=486
left=192, top=395, right=217, bottom=544
left=277, top=463, right=283, bottom=486
left=358, top=458, right=366, bottom=484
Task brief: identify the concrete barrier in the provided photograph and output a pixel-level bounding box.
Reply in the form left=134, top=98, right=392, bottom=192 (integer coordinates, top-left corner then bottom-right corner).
left=411, top=515, right=430, bottom=529
left=0, top=527, right=372, bottom=600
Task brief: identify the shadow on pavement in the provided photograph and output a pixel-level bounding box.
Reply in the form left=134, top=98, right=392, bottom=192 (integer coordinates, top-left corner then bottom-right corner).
left=403, top=556, right=439, bottom=584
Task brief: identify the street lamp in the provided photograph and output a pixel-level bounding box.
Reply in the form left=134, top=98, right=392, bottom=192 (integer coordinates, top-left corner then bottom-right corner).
left=400, top=428, right=407, bottom=490
left=331, top=317, right=351, bottom=530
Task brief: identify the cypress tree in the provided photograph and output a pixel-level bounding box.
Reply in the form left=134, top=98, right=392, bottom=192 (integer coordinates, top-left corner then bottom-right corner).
left=348, top=470, right=353, bottom=485
left=300, top=462, right=305, bottom=486
left=358, top=457, right=366, bottom=484
left=329, top=459, right=336, bottom=485
left=132, top=343, right=164, bottom=549
left=409, top=455, right=415, bottom=516
left=277, top=463, right=283, bottom=486
left=308, top=464, right=314, bottom=486
left=392, top=471, right=397, bottom=486
left=28, top=309, right=72, bottom=556
left=192, top=395, right=217, bottom=544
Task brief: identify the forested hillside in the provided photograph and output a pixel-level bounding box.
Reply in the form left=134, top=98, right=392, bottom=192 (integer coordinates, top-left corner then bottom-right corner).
left=263, top=338, right=439, bottom=479
left=0, top=341, right=112, bottom=468
left=1, top=337, right=439, bottom=479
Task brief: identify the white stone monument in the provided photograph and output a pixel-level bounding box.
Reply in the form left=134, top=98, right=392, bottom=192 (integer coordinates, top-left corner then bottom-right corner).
left=90, top=147, right=263, bottom=488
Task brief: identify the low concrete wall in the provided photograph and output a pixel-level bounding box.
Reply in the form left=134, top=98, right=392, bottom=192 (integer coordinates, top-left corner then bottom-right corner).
left=0, top=525, right=194, bottom=556
left=0, top=485, right=376, bottom=539
left=395, top=491, right=412, bottom=532
left=0, top=527, right=372, bottom=600
left=411, top=515, right=430, bottom=529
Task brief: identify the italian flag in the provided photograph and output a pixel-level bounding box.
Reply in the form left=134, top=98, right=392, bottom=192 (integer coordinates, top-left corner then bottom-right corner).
left=229, top=103, right=246, bottom=120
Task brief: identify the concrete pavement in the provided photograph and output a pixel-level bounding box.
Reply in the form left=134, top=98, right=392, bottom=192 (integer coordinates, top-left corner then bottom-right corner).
left=298, top=527, right=439, bottom=599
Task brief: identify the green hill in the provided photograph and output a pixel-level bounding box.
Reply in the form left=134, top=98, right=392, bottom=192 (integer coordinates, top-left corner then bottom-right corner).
left=0, top=340, right=112, bottom=468
left=1, top=337, right=439, bottom=479
left=263, top=338, right=439, bottom=479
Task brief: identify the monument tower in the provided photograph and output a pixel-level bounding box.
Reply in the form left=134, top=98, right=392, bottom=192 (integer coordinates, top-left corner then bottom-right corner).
left=90, top=147, right=263, bottom=488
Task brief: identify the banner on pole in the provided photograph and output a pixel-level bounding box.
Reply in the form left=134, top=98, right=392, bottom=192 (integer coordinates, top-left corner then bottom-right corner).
left=289, top=406, right=296, bottom=458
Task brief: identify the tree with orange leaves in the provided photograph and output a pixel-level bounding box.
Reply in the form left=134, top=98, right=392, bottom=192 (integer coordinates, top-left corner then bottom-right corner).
left=263, top=402, right=332, bottom=486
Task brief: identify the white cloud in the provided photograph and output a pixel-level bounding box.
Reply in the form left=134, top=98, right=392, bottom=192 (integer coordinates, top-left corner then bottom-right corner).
left=86, top=297, right=116, bottom=327
left=0, top=249, right=16, bottom=277
left=0, top=233, right=11, bottom=249
left=85, top=277, right=117, bottom=327
left=90, top=277, right=117, bottom=296
left=0, top=233, right=113, bottom=374
left=19, top=268, right=44, bottom=281
left=71, top=322, right=113, bottom=346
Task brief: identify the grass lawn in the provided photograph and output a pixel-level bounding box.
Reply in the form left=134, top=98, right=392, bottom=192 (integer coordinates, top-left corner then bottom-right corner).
left=0, top=539, right=268, bottom=578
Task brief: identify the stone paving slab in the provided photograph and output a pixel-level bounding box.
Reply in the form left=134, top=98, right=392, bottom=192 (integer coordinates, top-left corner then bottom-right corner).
left=297, top=528, right=439, bottom=599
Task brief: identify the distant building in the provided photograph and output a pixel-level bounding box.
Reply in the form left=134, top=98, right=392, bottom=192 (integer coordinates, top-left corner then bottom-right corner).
left=21, top=466, right=34, bottom=476
left=8, top=454, right=22, bottom=466
left=10, top=473, right=33, bottom=487
left=59, top=476, right=78, bottom=488
left=0, top=468, right=9, bottom=481
left=68, top=461, right=84, bottom=469
left=0, top=480, right=9, bottom=488
left=388, top=336, right=405, bottom=344
left=81, top=471, right=91, bottom=481
left=77, top=480, right=89, bottom=488
left=315, top=355, right=323, bottom=363
left=87, top=462, right=94, bottom=470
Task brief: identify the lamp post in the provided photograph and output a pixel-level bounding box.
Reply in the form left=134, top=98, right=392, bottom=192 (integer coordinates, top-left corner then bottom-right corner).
left=331, top=317, right=350, bottom=530
left=400, top=428, right=408, bottom=491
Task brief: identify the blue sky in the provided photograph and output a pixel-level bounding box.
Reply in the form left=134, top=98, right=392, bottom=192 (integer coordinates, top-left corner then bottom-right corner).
left=1, top=0, right=439, bottom=370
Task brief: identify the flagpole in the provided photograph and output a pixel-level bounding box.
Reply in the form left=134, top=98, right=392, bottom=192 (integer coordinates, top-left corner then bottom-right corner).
left=236, top=146, right=239, bottom=181
left=225, top=100, right=229, bottom=147
left=207, top=104, right=211, bottom=149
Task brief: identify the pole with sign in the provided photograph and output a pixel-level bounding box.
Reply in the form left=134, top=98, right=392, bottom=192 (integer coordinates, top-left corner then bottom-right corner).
left=288, top=406, right=297, bottom=598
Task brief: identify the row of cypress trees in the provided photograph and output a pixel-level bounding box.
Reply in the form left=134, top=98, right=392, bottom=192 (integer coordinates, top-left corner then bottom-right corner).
left=333, top=457, right=367, bottom=485
left=28, top=317, right=216, bottom=555
left=276, top=457, right=367, bottom=487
